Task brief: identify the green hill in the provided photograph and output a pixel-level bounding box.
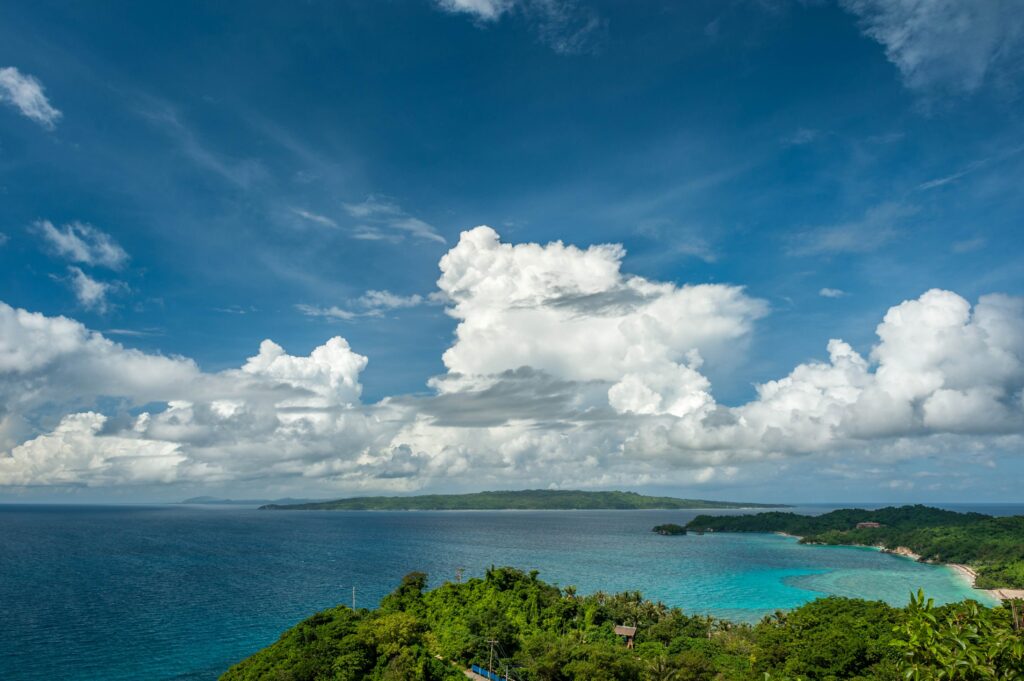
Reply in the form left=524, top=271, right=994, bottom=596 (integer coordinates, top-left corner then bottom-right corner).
left=221, top=567, right=1024, bottom=680
left=259, top=489, right=787, bottom=511
left=687, top=505, right=1024, bottom=589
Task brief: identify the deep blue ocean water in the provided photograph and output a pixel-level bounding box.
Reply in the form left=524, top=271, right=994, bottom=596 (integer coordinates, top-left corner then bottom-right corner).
left=0, top=503, right=1019, bottom=681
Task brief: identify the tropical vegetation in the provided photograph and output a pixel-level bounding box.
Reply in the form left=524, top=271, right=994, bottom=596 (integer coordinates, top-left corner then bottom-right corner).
left=221, top=567, right=1024, bottom=680
left=687, top=506, right=1024, bottom=589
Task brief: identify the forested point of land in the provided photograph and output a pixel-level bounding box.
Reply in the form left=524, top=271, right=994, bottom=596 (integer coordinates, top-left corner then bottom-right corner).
left=221, top=567, right=1023, bottom=681
left=687, top=505, right=1024, bottom=589
left=260, top=490, right=787, bottom=511
left=652, top=523, right=688, bottom=535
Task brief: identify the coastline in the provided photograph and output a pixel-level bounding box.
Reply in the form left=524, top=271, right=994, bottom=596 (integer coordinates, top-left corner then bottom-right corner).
left=879, top=546, right=1023, bottom=603
left=946, top=562, right=1024, bottom=602
left=774, top=534, right=1018, bottom=604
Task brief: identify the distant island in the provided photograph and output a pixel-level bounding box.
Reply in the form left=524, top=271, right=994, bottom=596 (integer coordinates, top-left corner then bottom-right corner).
left=686, top=505, right=1024, bottom=594
left=259, top=489, right=788, bottom=511
left=181, top=496, right=323, bottom=506
left=652, top=523, right=688, bottom=535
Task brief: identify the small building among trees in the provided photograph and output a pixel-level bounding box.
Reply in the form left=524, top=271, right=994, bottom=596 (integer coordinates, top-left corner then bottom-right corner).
left=614, top=625, right=637, bottom=649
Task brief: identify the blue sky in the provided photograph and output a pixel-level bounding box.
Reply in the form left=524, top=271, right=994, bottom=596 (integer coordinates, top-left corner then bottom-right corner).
left=1, top=0, right=1023, bottom=503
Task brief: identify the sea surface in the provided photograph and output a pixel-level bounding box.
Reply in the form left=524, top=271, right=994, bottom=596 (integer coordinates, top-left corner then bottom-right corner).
left=0, top=503, right=1018, bottom=681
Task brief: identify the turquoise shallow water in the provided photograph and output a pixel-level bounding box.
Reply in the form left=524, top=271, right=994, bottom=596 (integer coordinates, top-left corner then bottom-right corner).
left=0, top=504, right=1011, bottom=680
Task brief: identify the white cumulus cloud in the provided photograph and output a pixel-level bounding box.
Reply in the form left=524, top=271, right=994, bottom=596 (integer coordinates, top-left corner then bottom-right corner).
left=1, top=227, right=1022, bottom=495
left=0, top=413, right=191, bottom=486
left=241, top=337, right=366, bottom=408
left=438, top=226, right=767, bottom=391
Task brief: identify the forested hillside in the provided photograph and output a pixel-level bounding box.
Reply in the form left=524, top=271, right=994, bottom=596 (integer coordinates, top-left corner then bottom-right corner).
left=687, top=506, right=1024, bottom=589
left=221, top=568, right=1023, bottom=680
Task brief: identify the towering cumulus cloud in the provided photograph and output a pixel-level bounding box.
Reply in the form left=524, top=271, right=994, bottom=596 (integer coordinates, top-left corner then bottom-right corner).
left=1, top=228, right=1022, bottom=494
left=437, top=226, right=766, bottom=418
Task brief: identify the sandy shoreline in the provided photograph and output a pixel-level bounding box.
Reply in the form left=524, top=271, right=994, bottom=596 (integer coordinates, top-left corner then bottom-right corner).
left=777, top=535, right=1022, bottom=603
left=946, top=562, right=1024, bottom=602
left=881, top=547, right=1024, bottom=603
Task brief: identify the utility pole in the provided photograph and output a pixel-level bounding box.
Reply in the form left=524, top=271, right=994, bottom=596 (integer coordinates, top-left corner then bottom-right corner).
left=486, top=639, right=498, bottom=676
left=352, top=586, right=356, bottom=611
left=456, top=566, right=464, bottom=583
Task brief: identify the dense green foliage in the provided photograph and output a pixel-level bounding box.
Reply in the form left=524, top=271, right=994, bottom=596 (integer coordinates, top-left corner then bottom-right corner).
left=895, top=590, right=1024, bottom=679
left=260, top=490, right=786, bottom=511
left=687, top=506, right=1024, bottom=590
left=221, top=568, right=1023, bottom=681
left=652, top=523, right=688, bottom=535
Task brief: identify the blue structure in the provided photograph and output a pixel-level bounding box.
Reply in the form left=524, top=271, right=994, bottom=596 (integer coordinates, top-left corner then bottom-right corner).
left=470, top=664, right=509, bottom=681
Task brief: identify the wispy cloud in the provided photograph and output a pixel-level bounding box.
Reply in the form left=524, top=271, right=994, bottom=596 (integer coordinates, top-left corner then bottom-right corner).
left=634, top=220, right=718, bottom=263
left=434, top=0, right=514, bottom=21
left=783, top=128, right=822, bottom=146
left=215, top=305, right=258, bottom=315
left=140, top=101, right=266, bottom=188
left=33, top=220, right=129, bottom=270
left=351, top=226, right=400, bottom=242
left=673, top=241, right=718, bottom=263
left=917, top=144, right=1024, bottom=191
left=819, top=287, right=848, bottom=298
left=298, top=289, right=435, bottom=321
left=0, top=232, right=8, bottom=247
left=528, top=0, right=606, bottom=55
left=840, top=0, right=1024, bottom=95
left=0, top=67, right=61, bottom=129
left=788, top=202, right=915, bottom=256
left=342, top=196, right=403, bottom=219
left=295, top=303, right=359, bottom=321
left=104, top=328, right=163, bottom=337
left=342, top=196, right=446, bottom=244
left=432, top=0, right=606, bottom=55
left=65, top=267, right=120, bottom=312
left=291, top=208, right=338, bottom=228
left=951, top=237, right=986, bottom=254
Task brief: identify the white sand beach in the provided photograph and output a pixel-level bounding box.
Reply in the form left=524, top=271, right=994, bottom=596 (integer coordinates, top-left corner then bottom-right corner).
left=948, top=563, right=1024, bottom=602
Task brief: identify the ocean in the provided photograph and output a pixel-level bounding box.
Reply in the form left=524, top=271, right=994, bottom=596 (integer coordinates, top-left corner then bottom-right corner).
left=0, top=503, right=1018, bottom=681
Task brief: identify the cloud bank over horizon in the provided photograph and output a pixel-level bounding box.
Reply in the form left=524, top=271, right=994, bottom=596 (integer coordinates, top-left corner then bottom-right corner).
left=1, top=227, right=1021, bottom=499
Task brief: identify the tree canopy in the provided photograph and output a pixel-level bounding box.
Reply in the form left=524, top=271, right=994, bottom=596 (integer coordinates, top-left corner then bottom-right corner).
left=221, top=567, right=1023, bottom=681
left=688, top=506, right=1024, bottom=589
